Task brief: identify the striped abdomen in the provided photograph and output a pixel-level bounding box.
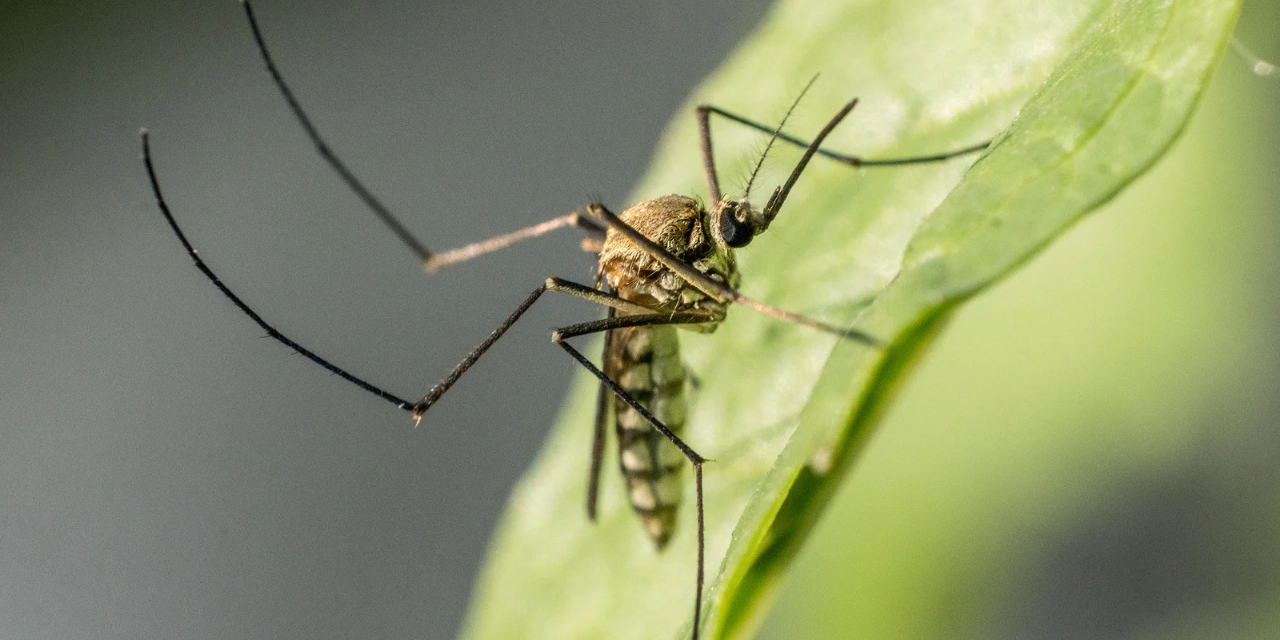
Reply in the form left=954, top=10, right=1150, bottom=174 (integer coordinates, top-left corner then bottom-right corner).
left=606, top=323, right=688, bottom=548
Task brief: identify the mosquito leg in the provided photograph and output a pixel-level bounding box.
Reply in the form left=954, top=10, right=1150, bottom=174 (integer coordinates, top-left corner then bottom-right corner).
left=549, top=278, right=664, bottom=314
left=697, top=98, right=723, bottom=206
left=694, top=461, right=705, bottom=640
left=241, top=0, right=429, bottom=261
left=555, top=337, right=708, bottom=640
left=143, top=131, right=416, bottom=413
left=425, top=212, right=606, bottom=272
left=412, top=277, right=667, bottom=419
left=567, top=311, right=721, bottom=522
left=585, top=377, right=611, bottom=521
left=552, top=312, right=721, bottom=342
left=581, top=292, right=710, bottom=519
left=242, top=0, right=605, bottom=272
left=147, top=125, right=650, bottom=423
left=585, top=306, right=614, bottom=523
left=698, top=103, right=990, bottom=168
left=586, top=203, right=878, bottom=345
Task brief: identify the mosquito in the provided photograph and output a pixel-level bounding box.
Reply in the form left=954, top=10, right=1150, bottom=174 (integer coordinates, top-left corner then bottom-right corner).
left=140, top=2, right=990, bottom=637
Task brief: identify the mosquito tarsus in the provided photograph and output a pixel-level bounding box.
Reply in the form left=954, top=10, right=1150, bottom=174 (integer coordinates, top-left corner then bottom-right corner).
left=141, top=2, right=991, bottom=638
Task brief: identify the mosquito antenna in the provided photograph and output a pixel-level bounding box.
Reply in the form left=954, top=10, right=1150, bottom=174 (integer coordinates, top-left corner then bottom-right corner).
left=761, top=97, right=859, bottom=225
left=742, top=75, right=820, bottom=201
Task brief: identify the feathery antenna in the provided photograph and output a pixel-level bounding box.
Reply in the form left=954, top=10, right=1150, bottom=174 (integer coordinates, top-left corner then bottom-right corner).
left=743, top=75, right=819, bottom=200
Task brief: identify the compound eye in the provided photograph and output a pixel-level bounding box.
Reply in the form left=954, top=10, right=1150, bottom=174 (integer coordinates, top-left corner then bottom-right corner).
left=719, top=213, right=753, bottom=248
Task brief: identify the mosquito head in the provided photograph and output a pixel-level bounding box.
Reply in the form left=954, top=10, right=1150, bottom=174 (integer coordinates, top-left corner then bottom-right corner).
left=710, top=76, right=820, bottom=251
left=709, top=197, right=768, bottom=249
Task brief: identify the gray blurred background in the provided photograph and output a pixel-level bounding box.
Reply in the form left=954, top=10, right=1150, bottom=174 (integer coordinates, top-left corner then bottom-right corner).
left=0, top=1, right=770, bottom=638
left=3, top=1, right=1280, bottom=640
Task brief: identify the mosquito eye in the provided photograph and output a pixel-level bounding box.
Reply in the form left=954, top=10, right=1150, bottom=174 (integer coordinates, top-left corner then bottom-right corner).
left=719, top=214, right=753, bottom=248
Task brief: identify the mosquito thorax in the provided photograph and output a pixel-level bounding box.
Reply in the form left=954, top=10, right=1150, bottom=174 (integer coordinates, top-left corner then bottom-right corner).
left=598, top=194, right=737, bottom=318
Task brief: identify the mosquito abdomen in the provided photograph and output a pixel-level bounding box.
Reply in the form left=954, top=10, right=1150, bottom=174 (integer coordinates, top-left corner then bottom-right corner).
left=608, top=324, right=688, bottom=548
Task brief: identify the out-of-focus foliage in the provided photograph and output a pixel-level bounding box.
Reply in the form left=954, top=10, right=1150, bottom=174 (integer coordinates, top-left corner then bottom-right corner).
left=460, top=0, right=1250, bottom=639
left=759, top=2, right=1280, bottom=639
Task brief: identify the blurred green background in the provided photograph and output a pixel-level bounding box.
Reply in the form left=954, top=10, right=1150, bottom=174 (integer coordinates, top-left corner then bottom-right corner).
left=759, top=3, right=1280, bottom=639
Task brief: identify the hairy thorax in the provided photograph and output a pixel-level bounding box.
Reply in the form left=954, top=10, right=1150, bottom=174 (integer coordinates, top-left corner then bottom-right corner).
left=598, top=194, right=737, bottom=327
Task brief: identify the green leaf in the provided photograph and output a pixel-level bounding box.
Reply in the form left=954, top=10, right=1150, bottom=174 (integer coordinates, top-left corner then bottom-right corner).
left=459, top=1, right=1240, bottom=639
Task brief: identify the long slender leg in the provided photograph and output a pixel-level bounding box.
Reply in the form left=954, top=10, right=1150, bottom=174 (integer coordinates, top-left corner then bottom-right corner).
left=143, top=131, right=416, bottom=413
left=555, top=338, right=707, bottom=640
left=426, top=213, right=605, bottom=272
left=697, top=104, right=990, bottom=171
left=241, top=0, right=604, bottom=272
left=544, top=278, right=655, bottom=316
left=582, top=304, right=718, bottom=519
left=554, top=309, right=721, bottom=637
left=153, top=117, right=706, bottom=629
left=700, top=76, right=822, bottom=206
left=241, top=0, right=427, bottom=261
left=410, top=277, right=671, bottom=419
left=694, top=462, right=705, bottom=640
left=146, top=136, right=664, bottom=423
left=553, top=312, right=721, bottom=342
left=585, top=306, right=614, bottom=522
left=697, top=98, right=723, bottom=207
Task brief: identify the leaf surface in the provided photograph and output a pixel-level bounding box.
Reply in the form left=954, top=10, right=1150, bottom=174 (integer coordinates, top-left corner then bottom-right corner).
left=460, top=0, right=1240, bottom=638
